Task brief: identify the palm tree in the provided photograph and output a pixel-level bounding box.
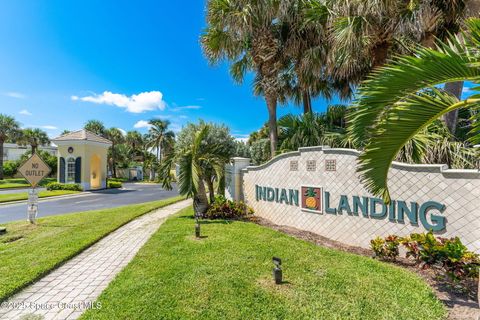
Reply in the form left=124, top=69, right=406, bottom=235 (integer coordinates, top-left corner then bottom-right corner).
left=125, top=130, right=144, bottom=161
left=159, top=125, right=226, bottom=217
left=202, top=0, right=288, bottom=157
left=349, top=18, right=480, bottom=203
left=19, top=128, right=50, bottom=154
left=105, top=128, right=125, bottom=178
left=84, top=120, right=106, bottom=137
left=146, top=119, right=175, bottom=163
left=0, top=114, right=21, bottom=180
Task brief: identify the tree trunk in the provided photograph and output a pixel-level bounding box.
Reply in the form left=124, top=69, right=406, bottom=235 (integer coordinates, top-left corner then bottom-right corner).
left=32, top=145, right=37, bottom=154
left=265, top=94, right=278, bottom=158
left=206, top=178, right=215, bottom=204
left=217, top=170, right=225, bottom=197
left=112, top=143, right=117, bottom=178
left=443, top=81, right=464, bottom=135
left=303, top=90, right=312, bottom=114
left=372, top=41, right=390, bottom=68
left=193, top=179, right=209, bottom=217
left=0, top=140, right=4, bottom=180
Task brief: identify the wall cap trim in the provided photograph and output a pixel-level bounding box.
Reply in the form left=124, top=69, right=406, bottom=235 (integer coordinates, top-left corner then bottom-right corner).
left=241, top=145, right=480, bottom=178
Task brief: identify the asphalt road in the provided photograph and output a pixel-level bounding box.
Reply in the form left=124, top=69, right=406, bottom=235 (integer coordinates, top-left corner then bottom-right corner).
left=0, top=183, right=180, bottom=224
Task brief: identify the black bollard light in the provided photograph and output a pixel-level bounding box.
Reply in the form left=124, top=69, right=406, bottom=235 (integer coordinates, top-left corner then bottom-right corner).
left=272, top=257, right=282, bottom=284
left=0, top=227, right=6, bottom=235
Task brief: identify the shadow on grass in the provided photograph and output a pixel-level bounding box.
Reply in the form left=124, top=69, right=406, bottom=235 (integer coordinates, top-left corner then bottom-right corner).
left=178, top=216, right=231, bottom=225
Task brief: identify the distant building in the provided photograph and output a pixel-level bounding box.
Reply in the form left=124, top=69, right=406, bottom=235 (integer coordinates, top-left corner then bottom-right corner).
left=1, top=143, right=57, bottom=162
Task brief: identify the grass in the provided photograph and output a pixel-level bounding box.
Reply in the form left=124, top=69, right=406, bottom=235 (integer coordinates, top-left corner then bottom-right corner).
left=81, top=208, right=446, bottom=320
left=0, top=190, right=80, bottom=203
left=0, top=178, right=56, bottom=189
left=0, top=195, right=184, bottom=301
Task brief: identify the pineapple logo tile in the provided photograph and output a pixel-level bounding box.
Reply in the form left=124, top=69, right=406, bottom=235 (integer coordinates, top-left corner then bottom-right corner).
left=302, top=186, right=323, bottom=213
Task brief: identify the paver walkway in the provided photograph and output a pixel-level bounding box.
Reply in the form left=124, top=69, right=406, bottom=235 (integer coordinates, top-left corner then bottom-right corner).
left=0, top=199, right=191, bottom=320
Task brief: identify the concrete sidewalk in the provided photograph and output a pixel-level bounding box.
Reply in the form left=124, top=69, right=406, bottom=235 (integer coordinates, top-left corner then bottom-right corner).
left=0, top=199, right=191, bottom=320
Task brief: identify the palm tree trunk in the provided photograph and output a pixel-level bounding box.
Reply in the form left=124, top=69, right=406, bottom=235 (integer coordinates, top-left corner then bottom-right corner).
left=443, top=81, right=464, bottom=135
left=303, top=90, right=312, bottom=114
left=193, top=179, right=209, bottom=217
left=217, top=170, right=225, bottom=197
left=32, top=145, right=37, bottom=154
left=0, top=140, right=4, bottom=180
left=206, top=178, right=215, bottom=204
left=265, top=93, right=278, bottom=158
left=112, top=143, right=117, bottom=178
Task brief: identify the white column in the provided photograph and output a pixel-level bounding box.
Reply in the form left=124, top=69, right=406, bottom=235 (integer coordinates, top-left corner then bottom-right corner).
left=225, top=157, right=250, bottom=202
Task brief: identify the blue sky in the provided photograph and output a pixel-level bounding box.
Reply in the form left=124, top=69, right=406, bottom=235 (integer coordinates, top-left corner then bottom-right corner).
left=0, top=0, right=339, bottom=141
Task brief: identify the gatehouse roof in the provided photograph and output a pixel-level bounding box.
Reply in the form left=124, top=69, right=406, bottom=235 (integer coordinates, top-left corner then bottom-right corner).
left=52, top=129, right=112, bottom=145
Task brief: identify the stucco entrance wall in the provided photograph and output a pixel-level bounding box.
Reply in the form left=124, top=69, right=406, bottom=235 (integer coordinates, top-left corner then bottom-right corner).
left=240, top=146, right=480, bottom=253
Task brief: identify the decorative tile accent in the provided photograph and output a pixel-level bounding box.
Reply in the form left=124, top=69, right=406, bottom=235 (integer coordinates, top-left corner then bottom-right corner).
left=325, top=159, right=336, bottom=172
left=306, top=160, right=316, bottom=172
left=290, top=160, right=298, bottom=171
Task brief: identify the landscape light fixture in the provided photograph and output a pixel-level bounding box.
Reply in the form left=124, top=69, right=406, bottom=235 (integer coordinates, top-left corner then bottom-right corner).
left=0, top=227, right=6, bottom=235
left=272, top=257, right=282, bottom=284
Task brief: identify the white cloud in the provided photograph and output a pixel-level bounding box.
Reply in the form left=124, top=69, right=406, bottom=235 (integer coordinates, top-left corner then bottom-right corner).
left=117, top=128, right=127, bottom=135
left=171, top=105, right=202, bottom=112
left=462, top=87, right=471, bottom=93
left=4, top=92, right=26, bottom=99
left=72, top=91, right=166, bottom=113
left=133, top=120, right=152, bottom=129
left=179, top=115, right=188, bottom=119
left=41, top=125, right=58, bottom=130
left=19, top=109, right=32, bottom=116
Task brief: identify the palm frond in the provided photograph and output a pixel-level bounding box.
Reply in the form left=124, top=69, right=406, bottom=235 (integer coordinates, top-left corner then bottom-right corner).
left=358, top=88, right=480, bottom=203
left=349, top=31, right=480, bottom=145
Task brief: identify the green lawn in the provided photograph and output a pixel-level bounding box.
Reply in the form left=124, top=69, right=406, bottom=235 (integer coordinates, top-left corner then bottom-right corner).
left=82, top=208, right=446, bottom=320
left=0, top=195, right=184, bottom=301
left=0, top=178, right=56, bottom=189
left=0, top=190, right=80, bottom=203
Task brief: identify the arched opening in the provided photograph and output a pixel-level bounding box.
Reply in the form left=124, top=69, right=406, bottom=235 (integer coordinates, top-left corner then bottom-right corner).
left=90, top=154, right=101, bottom=189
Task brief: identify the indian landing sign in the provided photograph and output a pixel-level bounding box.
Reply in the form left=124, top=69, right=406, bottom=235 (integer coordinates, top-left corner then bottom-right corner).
left=232, top=146, right=480, bottom=253
left=255, top=185, right=446, bottom=232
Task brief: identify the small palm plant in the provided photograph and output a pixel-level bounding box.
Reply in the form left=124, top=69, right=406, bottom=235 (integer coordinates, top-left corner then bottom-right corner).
left=349, top=18, right=480, bottom=202
left=159, top=125, right=227, bottom=236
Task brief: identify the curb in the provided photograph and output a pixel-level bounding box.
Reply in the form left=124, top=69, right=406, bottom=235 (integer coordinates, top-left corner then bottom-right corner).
left=0, top=192, right=93, bottom=206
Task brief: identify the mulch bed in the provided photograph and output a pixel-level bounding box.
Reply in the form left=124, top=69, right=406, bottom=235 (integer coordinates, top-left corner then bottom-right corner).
left=252, top=216, right=480, bottom=320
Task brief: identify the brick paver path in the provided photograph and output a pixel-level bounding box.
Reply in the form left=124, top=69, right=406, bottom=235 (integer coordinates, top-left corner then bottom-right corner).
left=0, top=199, right=191, bottom=320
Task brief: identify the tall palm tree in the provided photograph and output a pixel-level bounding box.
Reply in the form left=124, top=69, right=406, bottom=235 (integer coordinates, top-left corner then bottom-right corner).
left=84, top=120, right=106, bottom=137
left=306, top=0, right=477, bottom=133
left=159, top=125, right=226, bottom=217
left=146, top=119, right=175, bottom=163
left=19, top=128, right=50, bottom=154
left=105, top=128, right=125, bottom=178
left=0, top=114, right=21, bottom=180
left=202, top=0, right=288, bottom=157
left=349, top=18, right=480, bottom=203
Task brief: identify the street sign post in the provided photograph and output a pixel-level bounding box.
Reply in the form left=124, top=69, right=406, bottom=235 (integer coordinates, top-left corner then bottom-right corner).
left=18, top=153, right=52, bottom=224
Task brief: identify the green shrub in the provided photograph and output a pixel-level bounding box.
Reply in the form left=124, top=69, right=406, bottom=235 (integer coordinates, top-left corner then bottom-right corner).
left=2, top=161, right=20, bottom=177
left=370, top=235, right=400, bottom=261
left=205, top=195, right=254, bottom=219
left=109, top=177, right=128, bottom=183
left=374, top=232, right=480, bottom=282
left=108, top=181, right=122, bottom=189
left=46, top=182, right=83, bottom=191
